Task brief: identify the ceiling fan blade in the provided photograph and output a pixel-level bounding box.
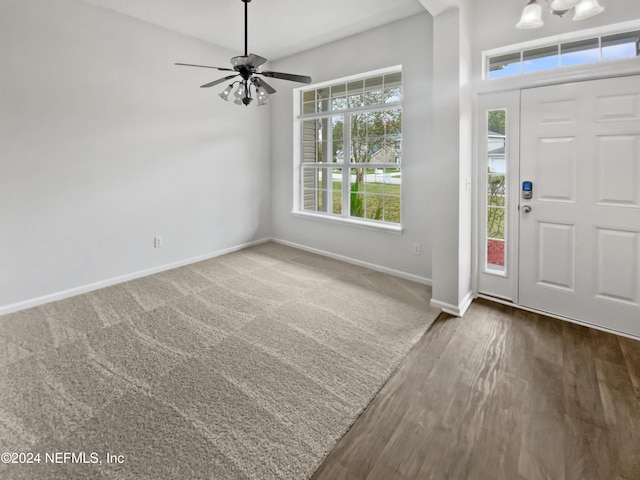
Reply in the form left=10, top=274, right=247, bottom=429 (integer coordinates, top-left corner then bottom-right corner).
left=200, top=74, right=239, bottom=88
left=175, top=63, right=236, bottom=72
left=254, top=77, right=276, bottom=94
left=259, top=71, right=312, bottom=84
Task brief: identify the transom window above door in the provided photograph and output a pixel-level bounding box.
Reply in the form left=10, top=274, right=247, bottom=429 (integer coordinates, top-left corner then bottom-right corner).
left=484, top=22, right=640, bottom=80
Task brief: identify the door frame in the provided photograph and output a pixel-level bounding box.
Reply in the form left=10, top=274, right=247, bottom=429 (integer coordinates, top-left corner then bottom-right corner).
left=473, top=62, right=640, bottom=340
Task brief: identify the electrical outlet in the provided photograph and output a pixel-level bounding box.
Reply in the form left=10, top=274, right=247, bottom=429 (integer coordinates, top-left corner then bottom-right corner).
left=412, top=243, right=421, bottom=255
left=154, top=236, right=163, bottom=248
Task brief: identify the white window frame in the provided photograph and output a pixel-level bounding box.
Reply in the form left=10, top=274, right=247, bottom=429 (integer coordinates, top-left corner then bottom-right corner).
left=483, top=19, right=640, bottom=81
left=292, top=66, right=403, bottom=232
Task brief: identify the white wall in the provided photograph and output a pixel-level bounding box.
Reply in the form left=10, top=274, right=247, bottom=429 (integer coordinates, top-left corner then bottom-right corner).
left=268, top=13, right=434, bottom=282
left=429, top=4, right=474, bottom=316
left=0, top=0, right=271, bottom=310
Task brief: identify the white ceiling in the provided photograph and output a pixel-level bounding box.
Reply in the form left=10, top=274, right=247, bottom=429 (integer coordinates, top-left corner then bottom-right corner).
left=80, top=0, right=428, bottom=60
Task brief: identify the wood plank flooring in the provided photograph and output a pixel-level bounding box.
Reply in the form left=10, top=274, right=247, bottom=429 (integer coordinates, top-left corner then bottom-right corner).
left=311, top=299, right=640, bottom=480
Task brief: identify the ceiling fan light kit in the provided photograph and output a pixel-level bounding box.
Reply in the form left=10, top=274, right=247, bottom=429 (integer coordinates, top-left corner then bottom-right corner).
left=516, top=0, right=605, bottom=29
left=176, top=0, right=312, bottom=107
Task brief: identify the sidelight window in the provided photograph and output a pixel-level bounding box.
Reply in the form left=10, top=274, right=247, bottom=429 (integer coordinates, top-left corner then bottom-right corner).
left=486, top=109, right=507, bottom=274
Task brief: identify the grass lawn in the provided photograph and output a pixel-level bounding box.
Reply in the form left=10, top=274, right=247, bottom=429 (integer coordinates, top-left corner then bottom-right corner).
left=332, top=181, right=400, bottom=223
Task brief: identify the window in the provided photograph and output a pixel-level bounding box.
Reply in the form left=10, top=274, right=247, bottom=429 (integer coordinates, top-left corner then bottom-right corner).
left=486, top=27, right=640, bottom=79
left=486, top=109, right=507, bottom=274
left=296, top=68, right=402, bottom=225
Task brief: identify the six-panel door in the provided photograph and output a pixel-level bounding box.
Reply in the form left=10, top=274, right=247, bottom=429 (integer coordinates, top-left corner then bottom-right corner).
left=519, top=75, right=640, bottom=338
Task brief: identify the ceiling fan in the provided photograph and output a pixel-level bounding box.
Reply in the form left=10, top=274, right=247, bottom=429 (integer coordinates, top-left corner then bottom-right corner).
left=175, top=0, right=312, bottom=106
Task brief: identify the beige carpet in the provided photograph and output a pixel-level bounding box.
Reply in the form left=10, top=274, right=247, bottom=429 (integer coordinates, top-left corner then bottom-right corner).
left=0, top=242, right=439, bottom=480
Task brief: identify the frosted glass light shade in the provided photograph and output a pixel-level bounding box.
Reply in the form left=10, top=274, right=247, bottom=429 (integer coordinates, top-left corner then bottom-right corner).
left=256, top=86, right=269, bottom=106
left=234, top=83, right=245, bottom=99
left=573, top=0, right=605, bottom=21
left=219, top=84, right=233, bottom=101
left=550, top=0, right=581, bottom=10
left=517, top=0, right=543, bottom=29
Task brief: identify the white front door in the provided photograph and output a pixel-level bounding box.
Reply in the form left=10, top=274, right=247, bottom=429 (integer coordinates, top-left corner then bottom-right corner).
left=519, top=75, right=640, bottom=337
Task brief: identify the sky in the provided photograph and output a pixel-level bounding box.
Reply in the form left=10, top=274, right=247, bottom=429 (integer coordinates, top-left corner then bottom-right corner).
left=489, top=41, right=638, bottom=79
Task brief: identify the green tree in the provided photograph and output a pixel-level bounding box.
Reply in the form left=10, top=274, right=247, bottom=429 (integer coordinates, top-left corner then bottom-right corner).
left=488, top=110, right=505, bottom=135
left=348, top=109, right=401, bottom=219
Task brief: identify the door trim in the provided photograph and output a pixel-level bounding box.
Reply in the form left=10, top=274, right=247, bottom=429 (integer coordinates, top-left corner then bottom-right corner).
left=475, top=75, right=640, bottom=340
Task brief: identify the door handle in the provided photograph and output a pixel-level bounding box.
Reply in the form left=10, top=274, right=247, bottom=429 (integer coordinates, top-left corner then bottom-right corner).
left=522, top=205, right=532, bottom=213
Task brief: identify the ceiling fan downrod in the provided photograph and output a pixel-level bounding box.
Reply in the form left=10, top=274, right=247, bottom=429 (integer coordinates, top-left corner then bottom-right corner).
left=243, top=0, right=250, bottom=57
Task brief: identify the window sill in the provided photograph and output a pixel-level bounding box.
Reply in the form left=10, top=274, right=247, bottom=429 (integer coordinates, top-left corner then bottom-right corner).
left=290, top=211, right=403, bottom=234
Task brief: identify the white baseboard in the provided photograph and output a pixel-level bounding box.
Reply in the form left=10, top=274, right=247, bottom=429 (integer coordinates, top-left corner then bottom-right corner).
left=430, top=290, right=474, bottom=317
left=272, top=238, right=432, bottom=286
left=0, top=238, right=271, bottom=316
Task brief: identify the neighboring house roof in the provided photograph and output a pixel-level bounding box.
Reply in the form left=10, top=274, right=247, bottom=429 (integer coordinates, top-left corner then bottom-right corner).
left=370, top=145, right=399, bottom=163
left=489, top=146, right=505, bottom=155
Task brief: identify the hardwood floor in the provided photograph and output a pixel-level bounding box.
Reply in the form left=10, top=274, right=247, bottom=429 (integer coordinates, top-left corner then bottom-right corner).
left=311, top=299, right=640, bottom=480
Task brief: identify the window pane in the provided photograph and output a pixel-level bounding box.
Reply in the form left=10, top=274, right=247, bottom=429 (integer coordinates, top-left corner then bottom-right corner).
left=316, top=87, right=330, bottom=112
left=303, top=101, right=316, bottom=114
left=488, top=175, right=505, bottom=205
left=317, top=141, right=328, bottom=163
left=365, top=76, right=383, bottom=92
left=366, top=194, right=384, bottom=220
left=364, top=76, right=383, bottom=105
left=384, top=87, right=401, bottom=103
left=331, top=96, right=347, bottom=110
left=331, top=168, right=342, bottom=215
left=350, top=144, right=368, bottom=163
left=317, top=189, right=327, bottom=212
left=383, top=72, right=402, bottom=103
left=383, top=169, right=400, bottom=223
left=348, top=168, right=400, bottom=223
left=351, top=113, right=367, bottom=142
left=487, top=207, right=505, bottom=239
left=602, top=31, right=640, bottom=61
left=332, top=141, right=343, bottom=163
left=487, top=238, right=505, bottom=270
left=486, top=109, right=507, bottom=274
left=369, top=138, right=399, bottom=164
left=382, top=168, right=401, bottom=195
left=303, top=168, right=340, bottom=214
left=523, top=46, right=559, bottom=73
left=330, top=84, right=346, bottom=110
left=302, top=167, right=318, bottom=211
left=302, top=120, right=316, bottom=163
left=384, top=109, right=401, bottom=136
left=383, top=72, right=402, bottom=88
left=561, top=38, right=599, bottom=67
left=348, top=93, right=364, bottom=108
left=331, top=84, right=346, bottom=97
left=302, top=91, right=315, bottom=103
left=332, top=115, right=344, bottom=138
left=487, top=109, right=506, bottom=175
left=349, top=168, right=365, bottom=218
left=347, top=80, right=364, bottom=94
left=488, top=52, right=521, bottom=79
